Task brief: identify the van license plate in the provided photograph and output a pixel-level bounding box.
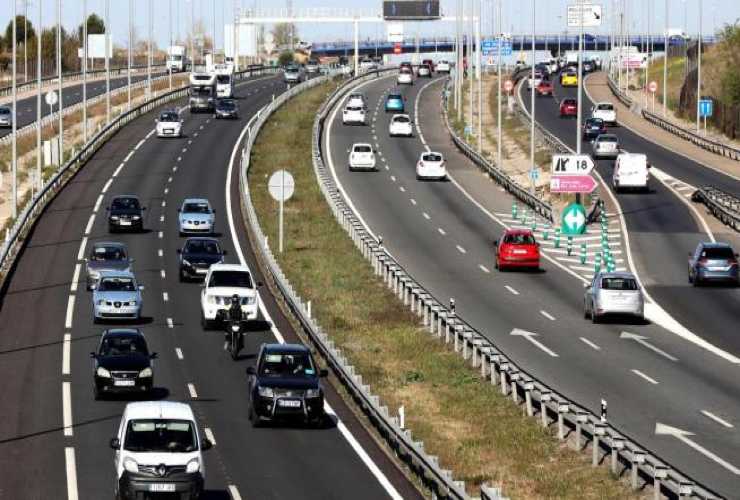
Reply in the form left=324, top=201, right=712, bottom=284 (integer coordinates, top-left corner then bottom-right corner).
left=278, top=400, right=301, bottom=408
left=149, top=484, right=176, bottom=492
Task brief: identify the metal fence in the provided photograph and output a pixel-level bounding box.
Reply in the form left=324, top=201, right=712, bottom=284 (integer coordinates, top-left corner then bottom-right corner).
left=691, top=186, right=740, bottom=232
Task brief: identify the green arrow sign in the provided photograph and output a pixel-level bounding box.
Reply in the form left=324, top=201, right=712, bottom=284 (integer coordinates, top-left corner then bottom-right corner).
left=561, top=202, right=587, bottom=235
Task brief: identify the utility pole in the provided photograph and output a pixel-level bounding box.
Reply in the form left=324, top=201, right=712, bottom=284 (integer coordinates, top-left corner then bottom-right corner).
left=530, top=0, right=536, bottom=194
left=57, top=0, right=63, bottom=168
left=83, top=0, right=88, bottom=142
left=12, top=0, right=17, bottom=218
left=169, top=0, right=173, bottom=89
left=645, top=0, right=650, bottom=108
left=697, top=0, right=702, bottom=133
left=128, top=0, right=133, bottom=109
left=496, top=0, right=502, bottom=170
left=456, top=0, right=462, bottom=119
left=213, top=0, right=216, bottom=62
left=148, top=0, right=153, bottom=96
left=24, top=0, right=28, bottom=82
left=477, top=0, right=483, bottom=153
left=191, top=0, right=195, bottom=71
left=468, top=0, right=474, bottom=135
left=663, top=0, right=668, bottom=116
left=105, top=0, right=111, bottom=123
left=576, top=0, right=584, bottom=155
left=36, top=0, right=42, bottom=192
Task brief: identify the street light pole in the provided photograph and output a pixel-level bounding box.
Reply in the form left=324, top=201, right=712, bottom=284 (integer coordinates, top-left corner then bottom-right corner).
left=57, top=0, right=63, bottom=167
left=36, top=0, right=42, bottom=192
left=24, top=0, right=28, bottom=83
left=663, top=0, right=668, bottom=117
left=128, top=0, right=132, bottom=109
left=148, top=0, right=153, bottom=96
left=530, top=0, right=536, bottom=194
left=83, top=0, right=88, bottom=142
left=105, top=0, right=111, bottom=123
left=169, top=0, right=173, bottom=90
left=12, top=0, right=17, bottom=218
left=477, top=0, right=483, bottom=153
left=496, top=0, right=502, bottom=170
left=696, top=0, right=702, bottom=133
left=576, top=0, right=583, bottom=156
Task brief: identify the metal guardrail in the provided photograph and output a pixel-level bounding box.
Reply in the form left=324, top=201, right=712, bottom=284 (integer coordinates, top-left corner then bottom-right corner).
left=606, top=73, right=740, bottom=161
left=692, top=186, right=740, bottom=232
left=308, top=70, right=722, bottom=499
left=0, top=66, right=273, bottom=291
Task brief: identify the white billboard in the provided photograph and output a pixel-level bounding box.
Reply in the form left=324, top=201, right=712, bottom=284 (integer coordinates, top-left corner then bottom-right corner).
left=386, top=22, right=404, bottom=43
left=224, top=24, right=257, bottom=57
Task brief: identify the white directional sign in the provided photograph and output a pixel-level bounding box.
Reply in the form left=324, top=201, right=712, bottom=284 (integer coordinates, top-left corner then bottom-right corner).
left=45, top=90, right=58, bottom=107
left=551, top=154, right=595, bottom=175
left=567, top=3, right=603, bottom=27
left=268, top=170, right=295, bottom=202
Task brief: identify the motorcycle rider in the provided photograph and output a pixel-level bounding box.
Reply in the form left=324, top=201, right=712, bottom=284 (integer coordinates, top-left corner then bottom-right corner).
left=224, top=294, right=243, bottom=350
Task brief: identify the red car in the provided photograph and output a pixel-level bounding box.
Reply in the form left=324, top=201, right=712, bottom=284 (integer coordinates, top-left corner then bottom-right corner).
left=536, top=80, right=554, bottom=96
left=494, top=229, right=541, bottom=271
left=559, top=98, right=577, bottom=118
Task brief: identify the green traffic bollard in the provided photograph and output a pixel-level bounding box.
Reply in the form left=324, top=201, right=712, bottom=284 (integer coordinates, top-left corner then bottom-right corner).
left=594, top=253, right=602, bottom=273
left=567, top=236, right=573, bottom=256
left=554, top=228, right=561, bottom=248
left=580, top=243, right=587, bottom=264
left=512, top=202, right=518, bottom=219
left=543, top=223, right=550, bottom=240
left=531, top=217, right=537, bottom=231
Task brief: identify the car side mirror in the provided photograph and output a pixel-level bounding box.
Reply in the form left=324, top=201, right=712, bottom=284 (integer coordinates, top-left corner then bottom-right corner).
left=176, top=249, right=181, bottom=254
left=346, top=149, right=350, bottom=153
left=246, top=366, right=256, bottom=375
left=493, top=240, right=498, bottom=246
left=109, top=438, right=120, bottom=450
left=154, top=119, right=158, bottom=123
left=90, top=352, right=97, bottom=358
left=222, top=250, right=228, bottom=255
left=150, top=352, right=158, bottom=359
left=257, top=281, right=264, bottom=287
left=138, top=285, right=145, bottom=291
left=201, top=438, right=213, bottom=451
left=319, top=369, right=329, bottom=378
left=177, top=208, right=181, bottom=212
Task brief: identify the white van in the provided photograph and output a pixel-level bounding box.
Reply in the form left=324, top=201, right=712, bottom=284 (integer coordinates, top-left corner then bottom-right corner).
left=613, top=153, right=650, bottom=192
left=110, top=401, right=212, bottom=499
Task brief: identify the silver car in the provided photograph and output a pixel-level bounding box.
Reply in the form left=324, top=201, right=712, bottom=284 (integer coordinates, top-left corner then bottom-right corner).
left=178, top=198, right=215, bottom=236
left=85, top=242, right=133, bottom=291
left=0, top=106, right=12, bottom=127
left=592, top=134, right=620, bottom=159
left=584, top=271, right=644, bottom=323
left=92, top=271, right=143, bottom=323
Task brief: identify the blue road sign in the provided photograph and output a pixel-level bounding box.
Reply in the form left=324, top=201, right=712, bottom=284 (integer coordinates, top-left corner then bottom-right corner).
left=699, top=98, right=713, bottom=118
left=482, top=39, right=513, bottom=56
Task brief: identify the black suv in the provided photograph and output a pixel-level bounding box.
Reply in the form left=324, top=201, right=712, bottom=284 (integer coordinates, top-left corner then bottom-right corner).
left=177, top=237, right=226, bottom=281
left=246, top=343, right=327, bottom=427
left=91, top=329, right=157, bottom=399
left=107, top=195, right=146, bottom=232
left=215, top=99, right=239, bottom=119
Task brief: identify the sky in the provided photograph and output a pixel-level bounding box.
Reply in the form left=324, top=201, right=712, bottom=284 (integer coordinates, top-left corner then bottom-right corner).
left=2, top=0, right=739, bottom=52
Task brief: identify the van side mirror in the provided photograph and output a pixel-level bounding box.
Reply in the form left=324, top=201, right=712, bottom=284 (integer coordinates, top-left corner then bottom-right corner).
left=150, top=352, right=158, bottom=359
left=319, top=369, right=329, bottom=378
left=109, top=438, right=120, bottom=450
left=90, top=352, right=97, bottom=358
left=222, top=250, right=228, bottom=255
left=201, top=438, right=213, bottom=451
left=246, top=366, right=256, bottom=375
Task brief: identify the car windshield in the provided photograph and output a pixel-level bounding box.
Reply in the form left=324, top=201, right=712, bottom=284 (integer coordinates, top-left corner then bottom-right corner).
left=563, top=99, right=577, bottom=106
left=159, top=112, right=178, bottom=122
left=100, top=335, right=148, bottom=356
left=216, top=75, right=231, bottom=84
left=586, top=118, right=604, bottom=127
left=124, top=419, right=197, bottom=453
left=598, top=135, right=618, bottom=143
left=388, top=95, right=402, bottom=101
left=700, top=247, right=735, bottom=259
left=354, top=145, right=372, bottom=153
left=182, top=202, right=211, bottom=214
left=400, top=69, right=412, bottom=74
left=111, top=198, right=140, bottom=210
left=422, top=153, right=443, bottom=162
left=601, top=277, right=638, bottom=290
left=218, top=101, right=235, bottom=109
left=346, top=106, right=363, bottom=112
left=393, top=116, right=410, bottom=123
left=0, top=108, right=10, bottom=114
left=185, top=240, right=221, bottom=254
left=98, top=277, right=136, bottom=292
left=259, top=351, right=316, bottom=378
left=91, top=245, right=126, bottom=261
left=597, top=103, right=614, bottom=111
left=208, top=270, right=252, bottom=288
left=504, top=233, right=536, bottom=245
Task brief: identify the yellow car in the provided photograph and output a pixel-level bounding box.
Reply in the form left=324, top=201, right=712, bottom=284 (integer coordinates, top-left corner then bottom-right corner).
left=561, top=71, right=578, bottom=87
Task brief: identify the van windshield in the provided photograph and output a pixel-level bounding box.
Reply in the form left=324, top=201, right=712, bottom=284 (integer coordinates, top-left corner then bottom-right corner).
left=597, top=103, right=614, bottom=111
left=124, top=419, right=197, bottom=453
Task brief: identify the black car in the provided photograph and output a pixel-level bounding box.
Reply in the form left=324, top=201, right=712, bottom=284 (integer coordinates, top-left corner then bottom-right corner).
left=91, top=329, right=157, bottom=399
left=214, top=99, right=239, bottom=119
left=246, top=343, right=328, bottom=427
left=107, top=195, right=146, bottom=233
left=583, top=117, right=606, bottom=140
left=177, top=237, right=226, bottom=281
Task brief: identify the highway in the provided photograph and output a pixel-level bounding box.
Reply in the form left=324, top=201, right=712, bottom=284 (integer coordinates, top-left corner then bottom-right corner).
left=0, top=72, right=419, bottom=499
left=518, top=73, right=740, bottom=359
left=322, top=72, right=740, bottom=496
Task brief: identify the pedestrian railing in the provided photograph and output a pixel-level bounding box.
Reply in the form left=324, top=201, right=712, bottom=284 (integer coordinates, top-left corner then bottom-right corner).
left=692, top=186, right=740, bottom=232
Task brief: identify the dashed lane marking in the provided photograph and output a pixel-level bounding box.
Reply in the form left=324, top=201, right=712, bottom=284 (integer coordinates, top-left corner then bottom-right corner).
left=65, top=296, right=75, bottom=329
left=65, top=447, right=79, bottom=500
left=579, top=337, right=602, bottom=351
left=175, top=348, right=184, bottom=360
left=540, top=310, right=556, bottom=321
left=70, top=264, right=81, bottom=293
left=423, top=212, right=430, bottom=220
left=437, top=228, right=446, bottom=235
left=62, top=382, right=73, bottom=436
left=188, top=383, right=198, bottom=398
left=701, top=410, right=734, bottom=429
left=62, top=333, right=71, bottom=375
left=504, top=285, right=519, bottom=296
left=479, top=264, right=490, bottom=273
left=166, top=318, right=174, bottom=328
left=162, top=292, right=169, bottom=302
left=204, top=427, right=217, bottom=445
left=456, top=245, right=466, bottom=254
left=631, top=369, right=659, bottom=385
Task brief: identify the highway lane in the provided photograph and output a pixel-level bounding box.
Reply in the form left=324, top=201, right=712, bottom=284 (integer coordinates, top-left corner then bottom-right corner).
left=0, top=71, right=168, bottom=139
left=519, top=73, right=740, bottom=359
left=323, top=73, right=740, bottom=496
left=0, top=73, right=418, bottom=499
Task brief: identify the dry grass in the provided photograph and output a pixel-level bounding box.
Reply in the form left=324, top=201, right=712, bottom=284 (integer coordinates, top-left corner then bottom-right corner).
left=248, top=82, right=642, bottom=498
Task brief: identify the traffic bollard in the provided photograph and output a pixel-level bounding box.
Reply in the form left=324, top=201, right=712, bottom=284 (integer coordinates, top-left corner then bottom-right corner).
left=512, top=201, right=518, bottom=219
left=554, top=228, right=561, bottom=248
left=543, top=223, right=550, bottom=240
left=566, top=236, right=573, bottom=256
left=580, top=243, right=587, bottom=264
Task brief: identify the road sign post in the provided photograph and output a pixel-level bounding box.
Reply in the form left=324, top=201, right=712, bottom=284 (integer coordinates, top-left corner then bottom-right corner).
left=699, top=98, right=713, bottom=136
left=649, top=80, right=658, bottom=112
left=561, top=202, right=587, bottom=235
left=268, top=169, right=295, bottom=253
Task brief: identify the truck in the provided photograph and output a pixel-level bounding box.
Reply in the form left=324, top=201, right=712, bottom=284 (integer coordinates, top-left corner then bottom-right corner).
left=214, top=64, right=234, bottom=99
left=167, top=45, right=187, bottom=72
left=189, top=73, right=217, bottom=112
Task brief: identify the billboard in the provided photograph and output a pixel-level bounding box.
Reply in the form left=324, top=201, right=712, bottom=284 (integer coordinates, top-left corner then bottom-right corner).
left=383, top=1, right=440, bottom=20
left=224, top=23, right=257, bottom=57
left=386, top=22, right=404, bottom=43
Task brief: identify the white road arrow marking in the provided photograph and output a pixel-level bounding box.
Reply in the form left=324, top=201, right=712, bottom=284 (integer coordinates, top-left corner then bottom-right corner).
left=655, top=423, right=740, bottom=475
left=620, top=332, right=678, bottom=362
left=510, top=328, right=559, bottom=357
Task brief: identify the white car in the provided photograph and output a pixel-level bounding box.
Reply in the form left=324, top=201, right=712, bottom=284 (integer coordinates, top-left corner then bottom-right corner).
left=527, top=72, right=544, bottom=89
left=0, top=105, right=12, bottom=128
left=388, top=114, right=413, bottom=137
left=111, top=402, right=213, bottom=500
left=417, top=65, right=431, bottom=77
left=436, top=60, right=451, bottom=73
left=348, top=143, right=377, bottom=171
left=397, top=69, right=413, bottom=85
left=612, top=153, right=650, bottom=192
left=178, top=198, right=215, bottom=235
left=200, top=264, right=259, bottom=328
left=155, top=110, right=182, bottom=138
left=359, top=59, right=377, bottom=71
left=592, top=102, right=617, bottom=126
left=342, top=105, right=366, bottom=125
left=592, top=133, right=620, bottom=159
left=346, top=93, right=366, bottom=110
left=416, top=151, right=447, bottom=180
left=547, top=59, right=559, bottom=74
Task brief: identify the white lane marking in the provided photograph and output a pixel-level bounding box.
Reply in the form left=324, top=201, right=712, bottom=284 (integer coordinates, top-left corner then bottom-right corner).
left=399, top=186, right=405, bottom=193
left=70, top=264, right=81, bottom=293
left=540, top=310, right=556, bottom=321
left=62, top=382, right=73, bottom=436
left=188, top=139, right=193, bottom=144
left=504, top=285, right=519, bottom=296
left=390, top=175, right=396, bottom=182
left=479, top=264, right=490, bottom=273
left=228, top=485, right=243, bottom=500
left=204, top=427, right=217, bottom=445
left=166, top=318, right=174, bottom=328
left=177, top=156, right=182, bottom=161
left=413, top=77, right=442, bottom=153
left=654, top=422, right=740, bottom=475
left=65, top=296, right=75, bottom=329
left=160, top=270, right=166, bottom=279
left=456, top=245, right=466, bottom=254
left=580, top=337, right=602, bottom=351
left=167, top=176, right=173, bottom=183
left=227, top=104, right=404, bottom=500
left=158, top=231, right=164, bottom=239
left=65, top=447, right=79, bottom=500
left=146, top=129, right=156, bottom=139
left=175, top=348, right=184, bottom=360
left=631, top=369, right=659, bottom=385
left=700, top=410, right=734, bottom=429
left=510, top=328, right=559, bottom=357
left=163, top=292, right=169, bottom=302
left=162, top=200, right=166, bottom=207
left=101, top=178, right=112, bottom=194
left=410, top=198, right=416, bottom=205
left=187, top=383, right=198, bottom=398
left=158, top=249, right=163, bottom=257
left=620, top=332, right=679, bottom=362
left=164, top=187, right=169, bottom=195
left=182, top=148, right=188, bottom=153
left=134, top=138, right=146, bottom=149
left=123, top=151, right=134, bottom=162
left=423, top=212, right=430, bottom=220
left=437, top=228, right=446, bottom=235
left=62, top=333, right=71, bottom=375
left=93, top=194, right=103, bottom=213
left=651, top=166, right=715, bottom=243
left=384, top=165, right=390, bottom=170
left=77, top=237, right=88, bottom=261
left=113, top=163, right=124, bottom=177
left=160, top=215, right=165, bottom=222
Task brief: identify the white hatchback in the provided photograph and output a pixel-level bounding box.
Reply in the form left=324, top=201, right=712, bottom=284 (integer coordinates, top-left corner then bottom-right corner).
left=591, top=102, right=617, bottom=126
left=416, top=152, right=447, bottom=180
left=592, top=134, right=620, bottom=159
left=348, top=143, right=377, bottom=171
left=342, top=106, right=366, bottom=125
left=389, top=114, right=413, bottom=137
left=155, top=110, right=182, bottom=138
left=397, top=69, right=413, bottom=85
left=436, top=60, right=451, bottom=73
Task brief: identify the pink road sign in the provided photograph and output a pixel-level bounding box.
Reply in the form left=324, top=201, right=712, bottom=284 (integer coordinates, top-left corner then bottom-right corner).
left=648, top=81, right=658, bottom=93
left=504, top=80, right=513, bottom=92
left=550, top=175, right=597, bottom=194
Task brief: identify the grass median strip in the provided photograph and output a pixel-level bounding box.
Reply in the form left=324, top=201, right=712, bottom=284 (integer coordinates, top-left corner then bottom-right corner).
left=248, top=81, right=639, bottom=499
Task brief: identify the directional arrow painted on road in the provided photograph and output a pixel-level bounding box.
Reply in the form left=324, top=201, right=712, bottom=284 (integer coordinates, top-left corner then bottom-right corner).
left=655, top=423, right=740, bottom=475
left=510, top=329, right=559, bottom=357
left=620, top=332, right=678, bottom=362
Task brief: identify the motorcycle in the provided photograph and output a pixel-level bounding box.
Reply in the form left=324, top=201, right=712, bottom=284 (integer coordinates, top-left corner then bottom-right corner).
left=226, top=320, right=244, bottom=360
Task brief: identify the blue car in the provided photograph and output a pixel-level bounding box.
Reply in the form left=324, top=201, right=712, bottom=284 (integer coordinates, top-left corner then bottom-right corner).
left=385, top=93, right=405, bottom=113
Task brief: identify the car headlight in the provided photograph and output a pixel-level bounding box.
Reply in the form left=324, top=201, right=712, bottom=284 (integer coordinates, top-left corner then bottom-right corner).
left=132, top=215, right=141, bottom=221
left=258, top=386, right=274, bottom=398
left=182, top=259, right=191, bottom=267
left=139, top=367, right=153, bottom=378
left=110, top=215, right=120, bottom=221
left=98, top=299, right=107, bottom=305
left=305, top=388, right=321, bottom=398
left=96, top=367, right=111, bottom=378
left=123, top=457, right=139, bottom=473
left=128, top=300, right=137, bottom=306
left=186, top=458, right=200, bottom=473
left=207, top=295, right=217, bottom=305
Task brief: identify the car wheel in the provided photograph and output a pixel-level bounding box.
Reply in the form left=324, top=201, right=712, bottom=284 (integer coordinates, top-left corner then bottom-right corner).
left=688, top=271, right=693, bottom=284
left=93, top=316, right=101, bottom=325
left=179, top=269, right=187, bottom=283
left=591, top=305, right=600, bottom=323
left=200, top=313, right=210, bottom=330
left=93, top=386, right=101, bottom=400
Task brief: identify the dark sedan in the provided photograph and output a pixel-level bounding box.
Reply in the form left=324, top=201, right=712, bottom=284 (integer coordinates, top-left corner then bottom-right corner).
left=246, top=343, right=327, bottom=427
left=688, top=242, right=739, bottom=286
left=107, top=195, right=146, bottom=233
left=91, top=329, right=157, bottom=399
left=583, top=117, right=606, bottom=140
left=214, top=99, right=239, bottom=119
left=177, top=237, right=226, bottom=281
